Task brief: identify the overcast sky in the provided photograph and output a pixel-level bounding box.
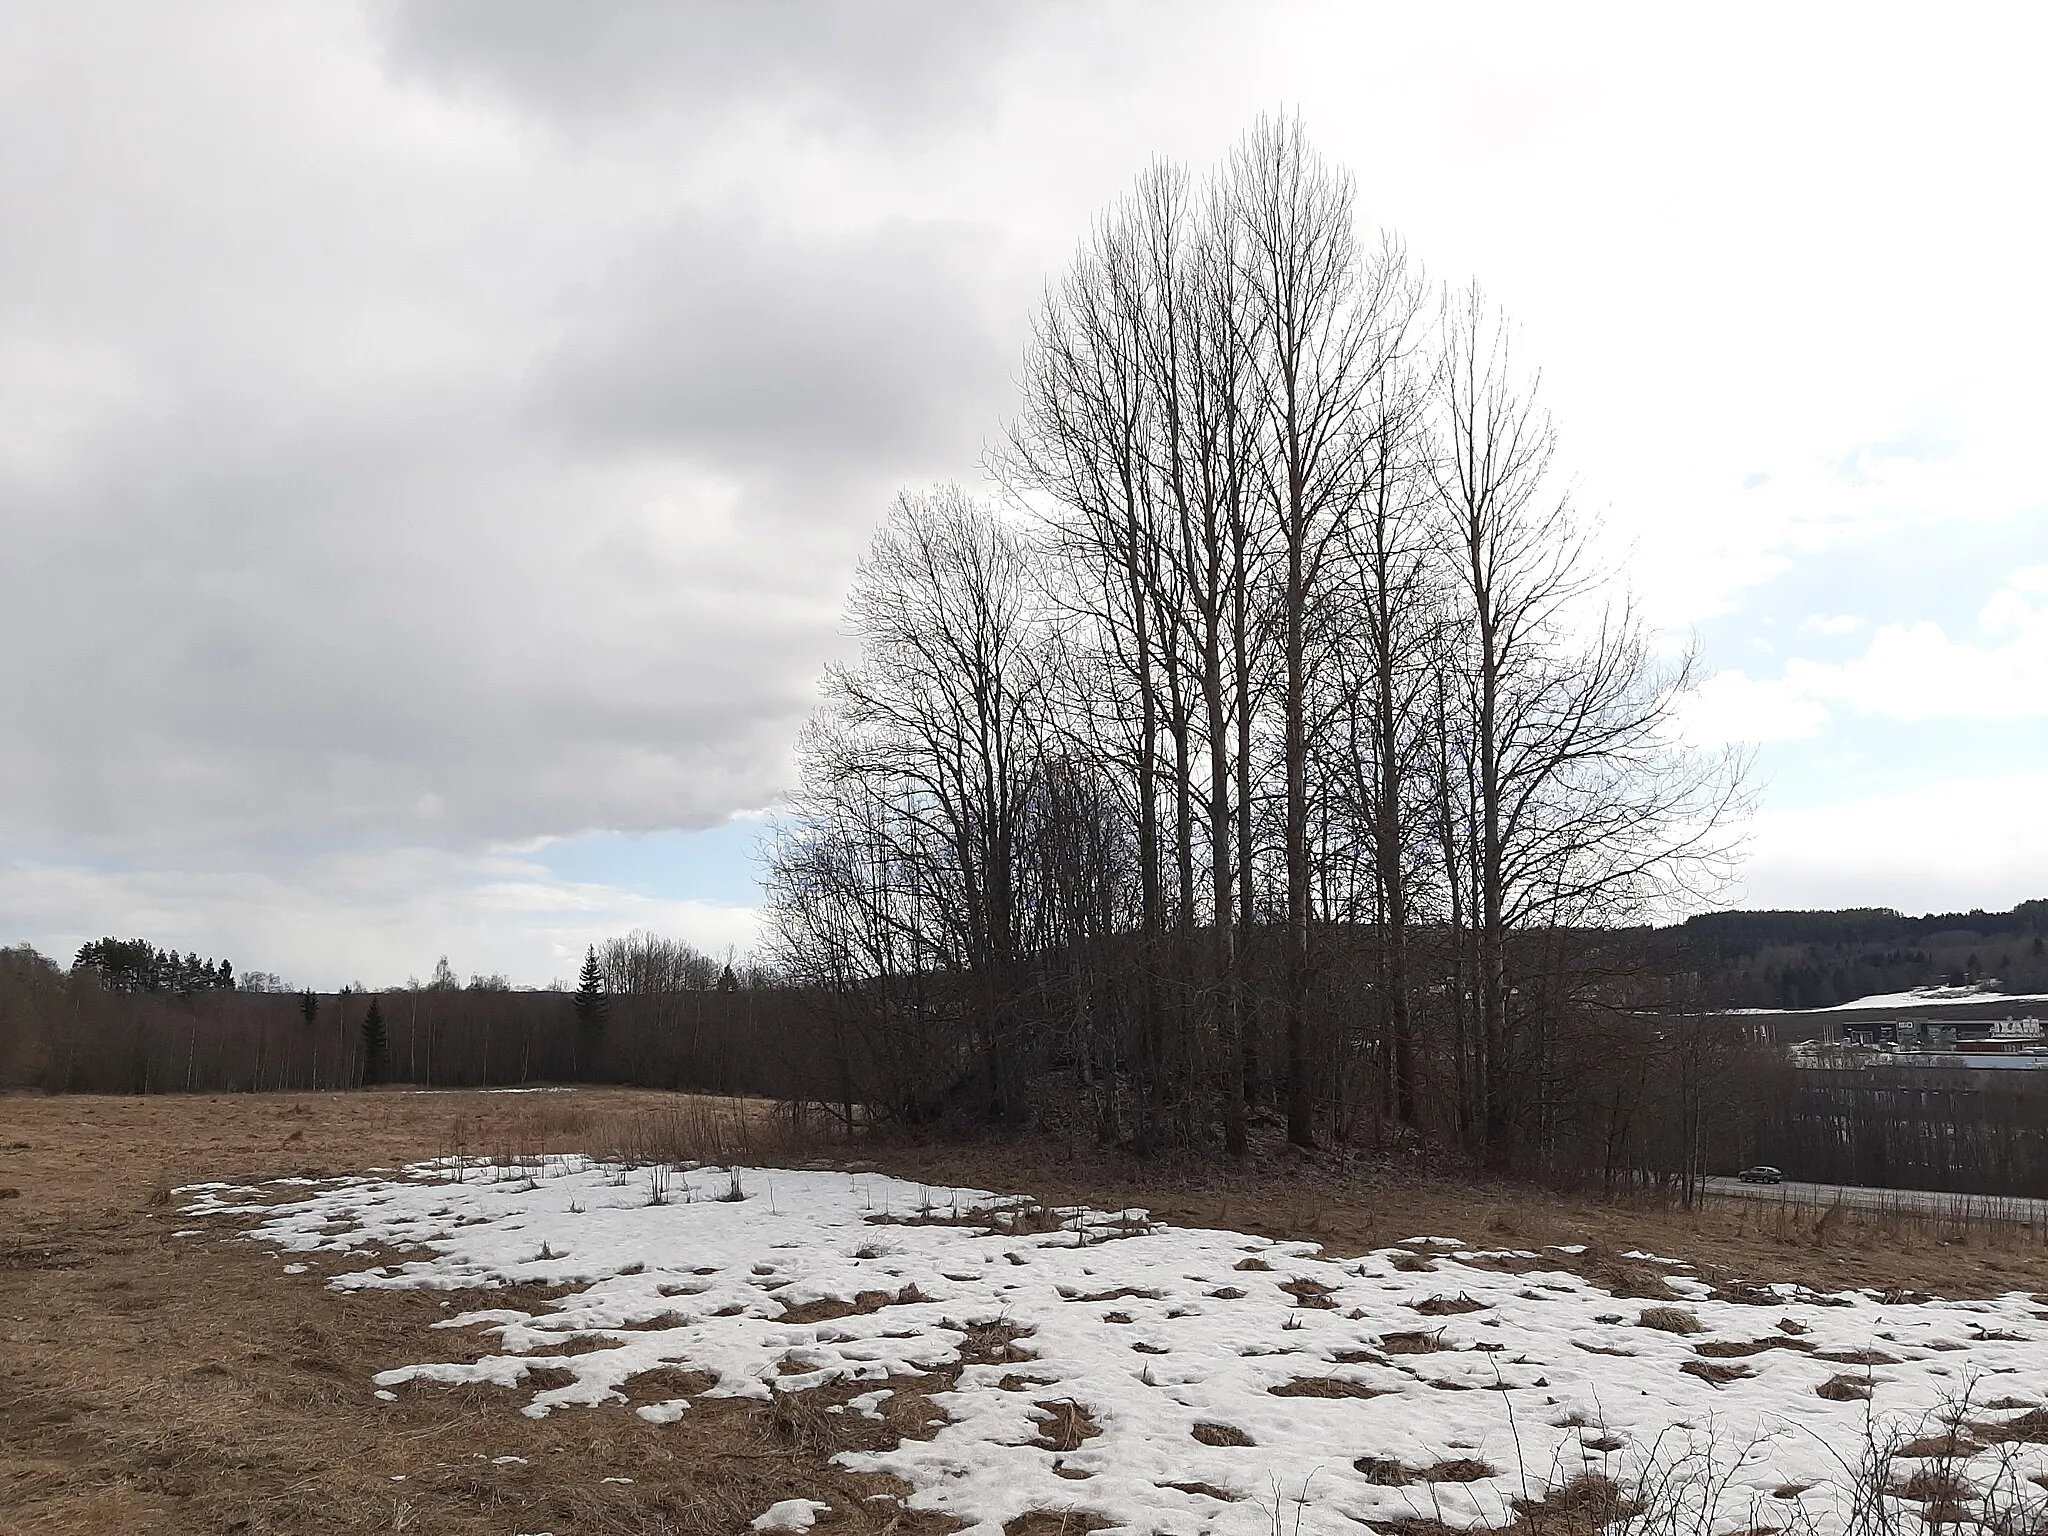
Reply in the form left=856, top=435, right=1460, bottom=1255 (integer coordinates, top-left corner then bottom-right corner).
left=4, top=3, right=2044, bottom=987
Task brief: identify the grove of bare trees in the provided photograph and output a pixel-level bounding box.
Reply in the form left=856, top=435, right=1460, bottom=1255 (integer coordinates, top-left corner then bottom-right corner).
left=765, top=118, right=1748, bottom=1172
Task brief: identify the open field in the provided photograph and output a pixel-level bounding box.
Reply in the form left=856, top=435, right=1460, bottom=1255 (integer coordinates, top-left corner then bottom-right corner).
left=5, top=1090, right=2048, bottom=1534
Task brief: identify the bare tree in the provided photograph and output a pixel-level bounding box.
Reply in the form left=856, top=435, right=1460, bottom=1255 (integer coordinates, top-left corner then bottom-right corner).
left=1227, top=115, right=1421, bottom=1145
left=768, top=120, right=1748, bottom=1167
left=1430, top=283, right=1747, bottom=1159
left=768, top=488, right=1051, bottom=1122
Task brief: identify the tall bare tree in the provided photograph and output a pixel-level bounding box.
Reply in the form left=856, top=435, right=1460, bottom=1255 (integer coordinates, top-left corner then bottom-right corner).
left=1430, top=283, right=1746, bottom=1158
left=770, top=488, right=1050, bottom=1121
left=1227, top=116, right=1420, bottom=1145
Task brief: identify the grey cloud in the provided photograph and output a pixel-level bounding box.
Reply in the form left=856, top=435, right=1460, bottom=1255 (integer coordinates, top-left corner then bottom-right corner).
left=375, top=0, right=1036, bottom=137
left=0, top=7, right=1037, bottom=875
left=532, top=214, right=1015, bottom=479
left=0, top=0, right=1119, bottom=989
left=0, top=393, right=841, bottom=858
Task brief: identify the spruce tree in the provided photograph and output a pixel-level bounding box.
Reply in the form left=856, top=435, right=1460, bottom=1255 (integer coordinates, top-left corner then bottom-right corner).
left=299, top=989, right=317, bottom=1026
left=573, top=946, right=608, bottom=1035
left=361, top=996, right=387, bottom=1086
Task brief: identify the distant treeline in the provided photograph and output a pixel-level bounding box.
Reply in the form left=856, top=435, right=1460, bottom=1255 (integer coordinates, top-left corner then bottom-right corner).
left=14, top=928, right=2048, bottom=1197
left=1682, top=900, right=2048, bottom=957
left=1738, top=1066, right=2048, bottom=1198
left=1675, top=901, right=2048, bottom=1010
left=0, top=935, right=806, bottom=1099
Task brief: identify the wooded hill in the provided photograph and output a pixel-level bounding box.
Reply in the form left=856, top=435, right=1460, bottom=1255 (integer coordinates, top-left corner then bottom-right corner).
left=1677, top=901, right=2048, bottom=1010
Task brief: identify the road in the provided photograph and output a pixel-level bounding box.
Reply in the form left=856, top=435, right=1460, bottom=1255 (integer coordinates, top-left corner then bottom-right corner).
left=1702, top=1175, right=2048, bottom=1225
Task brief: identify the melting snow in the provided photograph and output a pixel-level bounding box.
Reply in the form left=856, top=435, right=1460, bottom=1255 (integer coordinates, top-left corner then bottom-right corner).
left=752, top=1497, right=830, bottom=1531
left=182, top=1160, right=2048, bottom=1536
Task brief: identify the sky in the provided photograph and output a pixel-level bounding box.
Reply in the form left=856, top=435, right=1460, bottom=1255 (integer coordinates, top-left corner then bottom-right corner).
left=2, top=2, right=2044, bottom=988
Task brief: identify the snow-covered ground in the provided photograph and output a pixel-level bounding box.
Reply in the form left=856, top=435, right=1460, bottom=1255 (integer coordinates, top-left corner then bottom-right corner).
left=182, top=1161, right=2048, bottom=1536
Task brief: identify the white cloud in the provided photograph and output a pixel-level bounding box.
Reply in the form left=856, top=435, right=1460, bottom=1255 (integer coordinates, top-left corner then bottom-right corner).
left=0, top=853, right=762, bottom=990
left=1677, top=670, right=1831, bottom=746
left=1693, top=568, right=2048, bottom=742
left=1800, top=614, right=1864, bottom=636
left=1781, top=567, right=2048, bottom=723
left=1740, top=770, right=2048, bottom=913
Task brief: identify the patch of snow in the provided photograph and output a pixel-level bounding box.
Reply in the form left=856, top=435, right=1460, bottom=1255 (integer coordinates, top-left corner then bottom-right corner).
left=1730, top=986, right=2048, bottom=1015
left=846, top=1388, right=892, bottom=1420
left=480, top=1086, right=580, bottom=1095
left=752, top=1498, right=829, bottom=1532
left=185, top=1162, right=2048, bottom=1536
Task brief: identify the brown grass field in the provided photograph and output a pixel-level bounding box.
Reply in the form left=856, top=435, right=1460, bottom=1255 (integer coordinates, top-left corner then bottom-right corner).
left=3, top=1088, right=2045, bottom=1534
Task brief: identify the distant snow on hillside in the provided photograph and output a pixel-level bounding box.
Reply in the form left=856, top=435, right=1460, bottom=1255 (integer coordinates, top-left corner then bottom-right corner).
left=1732, top=984, right=2048, bottom=1015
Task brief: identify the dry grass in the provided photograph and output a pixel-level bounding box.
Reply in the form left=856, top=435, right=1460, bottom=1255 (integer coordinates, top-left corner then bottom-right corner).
left=0, top=1088, right=940, bottom=1536
left=1268, top=1375, right=1392, bottom=1399
left=1001, top=1512, right=1110, bottom=1536
left=1679, top=1360, right=1754, bottom=1387
left=7, top=1087, right=2048, bottom=1534
left=1355, top=1455, right=1498, bottom=1486
left=1380, top=1328, right=1450, bottom=1354
left=1976, top=1408, right=2048, bottom=1445
left=1692, top=1336, right=1814, bottom=1358
left=1381, top=1473, right=1640, bottom=1536
left=1028, top=1398, right=1101, bottom=1453
left=839, top=1134, right=2048, bottom=1303
left=1637, top=1306, right=1705, bottom=1335
left=1410, top=1292, right=1488, bottom=1316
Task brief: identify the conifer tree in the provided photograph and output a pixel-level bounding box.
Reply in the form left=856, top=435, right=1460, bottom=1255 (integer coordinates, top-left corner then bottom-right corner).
left=573, top=946, right=609, bottom=1035
left=299, top=989, right=317, bottom=1026
left=361, top=996, right=387, bottom=1086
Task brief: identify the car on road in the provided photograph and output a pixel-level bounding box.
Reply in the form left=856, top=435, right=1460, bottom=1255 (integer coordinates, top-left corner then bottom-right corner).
left=1737, top=1165, right=1783, bottom=1184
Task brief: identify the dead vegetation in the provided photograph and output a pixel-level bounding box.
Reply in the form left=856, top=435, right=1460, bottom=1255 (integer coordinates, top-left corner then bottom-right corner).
left=1268, top=1375, right=1391, bottom=1399
left=1692, top=1336, right=1814, bottom=1358
left=0, top=1089, right=965, bottom=1536
left=1379, top=1473, right=1639, bottom=1536
left=1678, top=1359, right=1753, bottom=1387
left=1028, top=1398, right=1101, bottom=1453
left=1410, top=1292, right=1488, bottom=1316
left=1380, top=1328, right=1450, bottom=1354
left=1636, top=1306, right=1704, bottom=1335
left=1976, top=1407, right=2048, bottom=1445
left=6, top=1087, right=2048, bottom=1535
left=1355, top=1455, right=1498, bottom=1486
left=1001, top=1513, right=1110, bottom=1536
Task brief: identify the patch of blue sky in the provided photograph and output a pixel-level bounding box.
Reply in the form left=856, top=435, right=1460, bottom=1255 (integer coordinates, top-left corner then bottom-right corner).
left=1756, top=714, right=2048, bottom=808
left=527, top=821, right=777, bottom=908
left=1693, top=510, right=2048, bottom=667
